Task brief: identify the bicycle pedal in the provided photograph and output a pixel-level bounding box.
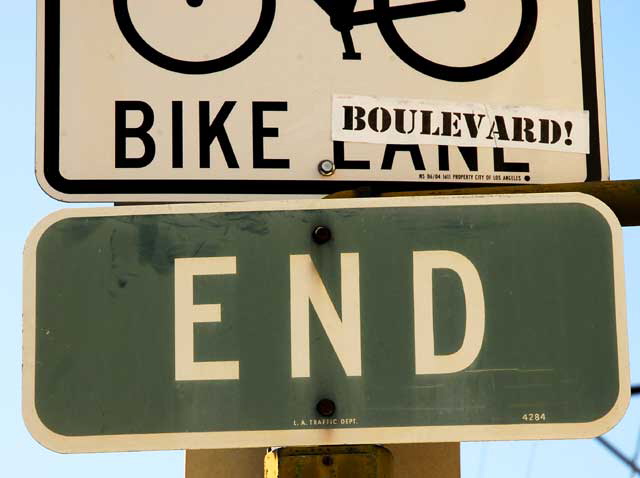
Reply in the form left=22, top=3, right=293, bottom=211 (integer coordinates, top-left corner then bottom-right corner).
left=343, top=52, right=362, bottom=60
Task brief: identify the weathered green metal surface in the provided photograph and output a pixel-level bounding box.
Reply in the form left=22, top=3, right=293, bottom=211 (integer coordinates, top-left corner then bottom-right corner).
left=24, top=195, right=627, bottom=450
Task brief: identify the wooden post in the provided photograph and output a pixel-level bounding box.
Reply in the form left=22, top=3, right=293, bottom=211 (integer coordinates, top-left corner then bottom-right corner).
left=185, top=448, right=265, bottom=478
left=185, top=443, right=459, bottom=478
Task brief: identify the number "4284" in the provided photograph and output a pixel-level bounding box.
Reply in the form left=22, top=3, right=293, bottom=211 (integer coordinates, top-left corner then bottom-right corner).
left=522, top=412, right=547, bottom=422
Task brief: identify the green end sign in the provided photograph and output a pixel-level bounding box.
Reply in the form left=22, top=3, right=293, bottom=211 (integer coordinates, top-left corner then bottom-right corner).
left=23, top=194, right=628, bottom=452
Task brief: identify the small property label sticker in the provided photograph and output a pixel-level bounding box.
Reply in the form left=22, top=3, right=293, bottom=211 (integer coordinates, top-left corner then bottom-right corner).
left=332, top=95, right=590, bottom=154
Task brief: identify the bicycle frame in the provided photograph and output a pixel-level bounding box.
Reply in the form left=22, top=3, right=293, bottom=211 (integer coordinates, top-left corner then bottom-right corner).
left=311, top=0, right=466, bottom=59
left=114, top=0, right=535, bottom=81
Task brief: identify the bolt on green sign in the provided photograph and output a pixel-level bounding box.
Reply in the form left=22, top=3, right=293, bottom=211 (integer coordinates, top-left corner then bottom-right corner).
left=23, top=194, right=629, bottom=452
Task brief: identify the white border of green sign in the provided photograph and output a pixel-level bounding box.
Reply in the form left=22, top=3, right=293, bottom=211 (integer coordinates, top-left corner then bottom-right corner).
left=23, top=193, right=629, bottom=452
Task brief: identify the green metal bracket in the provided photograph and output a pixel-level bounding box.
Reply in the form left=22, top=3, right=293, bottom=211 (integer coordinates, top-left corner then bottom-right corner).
left=265, top=445, right=393, bottom=478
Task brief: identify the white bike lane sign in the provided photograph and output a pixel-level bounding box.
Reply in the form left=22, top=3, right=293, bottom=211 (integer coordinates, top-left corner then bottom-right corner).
left=36, top=0, right=607, bottom=201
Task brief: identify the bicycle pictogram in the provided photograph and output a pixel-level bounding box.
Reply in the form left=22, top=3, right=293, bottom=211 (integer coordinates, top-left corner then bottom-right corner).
left=113, top=0, right=538, bottom=82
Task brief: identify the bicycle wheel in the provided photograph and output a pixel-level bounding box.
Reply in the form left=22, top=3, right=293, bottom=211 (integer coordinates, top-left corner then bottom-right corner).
left=113, top=0, right=276, bottom=75
left=374, top=0, right=538, bottom=82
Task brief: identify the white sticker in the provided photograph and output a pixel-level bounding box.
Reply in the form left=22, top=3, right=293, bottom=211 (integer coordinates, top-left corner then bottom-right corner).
left=332, top=95, right=590, bottom=154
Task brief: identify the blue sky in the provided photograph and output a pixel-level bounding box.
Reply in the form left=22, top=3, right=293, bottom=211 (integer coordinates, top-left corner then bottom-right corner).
left=1, top=1, right=638, bottom=476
